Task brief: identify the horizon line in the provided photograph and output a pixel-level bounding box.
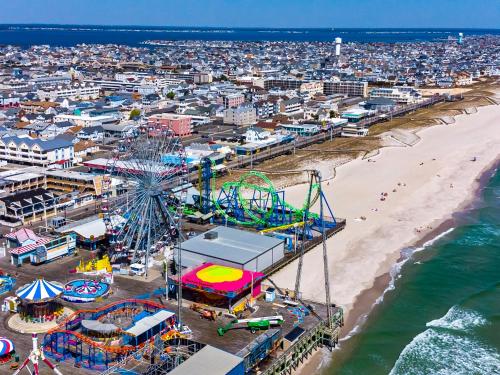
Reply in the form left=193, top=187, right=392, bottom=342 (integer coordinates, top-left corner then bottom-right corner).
left=1, top=23, right=499, bottom=31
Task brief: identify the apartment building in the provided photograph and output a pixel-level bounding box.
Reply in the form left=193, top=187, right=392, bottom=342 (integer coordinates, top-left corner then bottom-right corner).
left=323, top=80, right=369, bottom=97
left=0, top=136, right=74, bottom=168
left=455, top=73, right=473, bottom=86
left=264, top=78, right=304, bottom=91
left=369, top=86, right=421, bottom=104
left=147, top=113, right=192, bottom=136
left=37, top=84, right=100, bottom=102
left=223, top=105, right=257, bottom=126
left=0, top=170, right=45, bottom=195
left=253, top=100, right=275, bottom=118
left=0, top=93, right=20, bottom=108
left=219, top=93, right=245, bottom=108
left=299, top=81, right=323, bottom=96
left=279, top=97, right=303, bottom=116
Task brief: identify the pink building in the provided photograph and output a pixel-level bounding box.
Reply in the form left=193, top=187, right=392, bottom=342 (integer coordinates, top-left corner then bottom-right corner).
left=218, top=93, right=245, bottom=108
left=147, top=113, right=192, bottom=136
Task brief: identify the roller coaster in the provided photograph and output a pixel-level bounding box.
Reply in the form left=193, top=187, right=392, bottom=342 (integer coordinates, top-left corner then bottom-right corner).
left=43, top=299, right=177, bottom=371
left=197, top=157, right=336, bottom=235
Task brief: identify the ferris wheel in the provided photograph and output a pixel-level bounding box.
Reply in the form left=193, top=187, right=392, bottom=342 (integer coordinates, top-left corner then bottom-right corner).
left=100, top=130, right=189, bottom=273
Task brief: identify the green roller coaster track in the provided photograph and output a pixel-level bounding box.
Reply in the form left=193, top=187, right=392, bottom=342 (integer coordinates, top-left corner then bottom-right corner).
left=211, top=168, right=321, bottom=228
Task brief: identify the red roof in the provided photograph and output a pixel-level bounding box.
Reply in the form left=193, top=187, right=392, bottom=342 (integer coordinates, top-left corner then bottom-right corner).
left=9, top=238, right=50, bottom=255
left=4, top=228, right=41, bottom=243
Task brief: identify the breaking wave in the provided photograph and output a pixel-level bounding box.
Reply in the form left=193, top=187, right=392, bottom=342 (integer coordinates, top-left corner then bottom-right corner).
left=390, top=307, right=499, bottom=375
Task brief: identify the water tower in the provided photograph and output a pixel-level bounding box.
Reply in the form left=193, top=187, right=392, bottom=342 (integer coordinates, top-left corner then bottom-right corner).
left=458, top=32, right=464, bottom=45
left=335, top=37, right=342, bottom=56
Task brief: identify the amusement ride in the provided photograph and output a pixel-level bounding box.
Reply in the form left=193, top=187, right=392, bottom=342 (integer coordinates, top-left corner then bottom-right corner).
left=101, top=131, right=189, bottom=277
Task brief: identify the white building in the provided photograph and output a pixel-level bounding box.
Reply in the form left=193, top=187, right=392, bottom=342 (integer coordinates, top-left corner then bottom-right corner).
left=244, top=127, right=272, bottom=143
left=0, top=135, right=74, bottom=168
left=370, top=86, right=421, bottom=104
left=279, top=97, right=303, bottom=116
left=55, top=114, right=116, bottom=127
left=37, top=84, right=100, bottom=102
left=455, top=73, right=473, bottom=86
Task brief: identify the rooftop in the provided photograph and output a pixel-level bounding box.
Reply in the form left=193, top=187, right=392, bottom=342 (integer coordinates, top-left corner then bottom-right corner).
left=181, top=226, right=284, bottom=266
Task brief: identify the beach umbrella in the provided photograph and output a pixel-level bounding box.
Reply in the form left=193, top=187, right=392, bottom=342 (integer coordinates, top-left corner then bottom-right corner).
left=0, top=337, right=14, bottom=356
left=15, top=279, right=64, bottom=302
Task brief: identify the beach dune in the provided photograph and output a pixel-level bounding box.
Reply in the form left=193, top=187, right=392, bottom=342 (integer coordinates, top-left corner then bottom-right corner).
left=272, top=102, right=500, bottom=324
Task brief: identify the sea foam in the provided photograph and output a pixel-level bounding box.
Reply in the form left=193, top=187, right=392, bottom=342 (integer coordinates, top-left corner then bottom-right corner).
left=426, top=305, right=488, bottom=331
left=389, top=307, right=499, bottom=375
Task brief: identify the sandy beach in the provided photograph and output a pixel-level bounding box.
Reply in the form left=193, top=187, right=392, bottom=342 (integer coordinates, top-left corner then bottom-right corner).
left=272, top=92, right=500, bottom=362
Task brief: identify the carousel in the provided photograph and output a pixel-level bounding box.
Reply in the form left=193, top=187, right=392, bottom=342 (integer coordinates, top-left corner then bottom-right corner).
left=0, top=337, right=15, bottom=365
left=15, top=279, right=65, bottom=323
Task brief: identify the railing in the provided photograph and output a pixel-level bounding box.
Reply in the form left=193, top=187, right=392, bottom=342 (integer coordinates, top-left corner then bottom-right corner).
left=261, top=309, right=343, bottom=375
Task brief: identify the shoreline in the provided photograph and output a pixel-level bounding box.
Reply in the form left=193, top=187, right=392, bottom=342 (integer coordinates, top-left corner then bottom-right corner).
left=340, top=156, right=499, bottom=340
left=276, top=96, right=500, bottom=375
left=298, top=159, right=499, bottom=375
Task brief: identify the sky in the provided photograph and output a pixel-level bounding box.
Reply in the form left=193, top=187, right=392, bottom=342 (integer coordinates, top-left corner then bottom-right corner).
left=0, top=0, right=498, bottom=29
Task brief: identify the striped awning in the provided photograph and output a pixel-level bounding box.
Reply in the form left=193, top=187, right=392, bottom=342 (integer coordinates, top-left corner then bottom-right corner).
left=9, top=238, right=50, bottom=255
left=16, top=279, right=64, bottom=302
left=0, top=337, right=14, bottom=356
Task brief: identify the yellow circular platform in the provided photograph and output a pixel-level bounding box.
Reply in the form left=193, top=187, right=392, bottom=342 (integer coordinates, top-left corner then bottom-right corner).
left=196, top=265, right=243, bottom=283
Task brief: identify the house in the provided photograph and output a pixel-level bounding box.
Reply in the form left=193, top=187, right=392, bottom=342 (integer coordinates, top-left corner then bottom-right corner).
left=0, top=93, right=20, bottom=108
left=54, top=114, right=116, bottom=127
left=38, top=121, right=75, bottom=138
left=244, top=127, right=271, bottom=143
left=4, top=228, right=76, bottom=266
left=77, top=125, right=105, bottom=141
left=74, top=140, right=100, bottom=161
left=102, top=122, right=138, bottom=138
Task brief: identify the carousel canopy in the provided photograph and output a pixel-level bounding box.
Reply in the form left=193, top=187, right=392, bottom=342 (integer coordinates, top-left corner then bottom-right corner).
left=16, top=279, right=63, bottom=302
left=0, top=337, right=14, bottom=356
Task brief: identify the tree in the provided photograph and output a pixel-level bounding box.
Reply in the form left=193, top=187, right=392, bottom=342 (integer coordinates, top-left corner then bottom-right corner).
left=329, top=110, right=338, bottom=118
left=166, top=91, right=175, bottom=100
left=220, top=74, right=228, bottom=81
left=129, top=108, right=141, bottom=120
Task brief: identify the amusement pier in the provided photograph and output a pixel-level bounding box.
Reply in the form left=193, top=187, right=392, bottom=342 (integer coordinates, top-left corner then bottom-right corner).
left=0, top=132, right=346, bottom=375
left=0, top=26, right=497, bottom=375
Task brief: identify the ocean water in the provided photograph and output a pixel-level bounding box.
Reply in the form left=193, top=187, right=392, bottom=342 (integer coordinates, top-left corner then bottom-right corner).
left=0, top=25, right=499, bottom=47
left=328, top=167, right=500, bottom=375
